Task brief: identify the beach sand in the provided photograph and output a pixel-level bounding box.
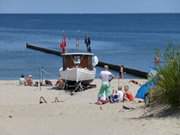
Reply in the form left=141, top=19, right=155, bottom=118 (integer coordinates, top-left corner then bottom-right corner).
left=0, top=79, right=179, bottom=135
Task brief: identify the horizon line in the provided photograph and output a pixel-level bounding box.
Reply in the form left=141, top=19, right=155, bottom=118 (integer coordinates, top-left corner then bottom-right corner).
left=0, top=12, right=180, bottom=14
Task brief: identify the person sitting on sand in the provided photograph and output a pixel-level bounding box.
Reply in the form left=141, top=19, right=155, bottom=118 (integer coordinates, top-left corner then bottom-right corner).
left=45, top=80, right=53, bottom=86
left=123, top=85, right=134, bottom=101
left=19, top=74, right=26, bottom=85
left=96, top=65, right=114, bottom=104
left=26, top=75, right=33, bottom=86
left=110, top=86, right=124, bottom=103
left=55, top=79, right=65, bottom=89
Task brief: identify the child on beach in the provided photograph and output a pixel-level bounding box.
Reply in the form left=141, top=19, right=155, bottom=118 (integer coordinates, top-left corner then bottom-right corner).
left=110, top=86, right=124, bottom=103
left=123, top=85, right=134, bottom=101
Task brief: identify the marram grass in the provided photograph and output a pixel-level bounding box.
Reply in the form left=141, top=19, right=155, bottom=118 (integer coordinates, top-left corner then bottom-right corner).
left=150, top=45, right=180, bottom=108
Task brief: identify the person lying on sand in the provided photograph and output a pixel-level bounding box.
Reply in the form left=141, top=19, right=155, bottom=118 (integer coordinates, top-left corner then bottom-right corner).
left=129, top=80, right=140, bottom=85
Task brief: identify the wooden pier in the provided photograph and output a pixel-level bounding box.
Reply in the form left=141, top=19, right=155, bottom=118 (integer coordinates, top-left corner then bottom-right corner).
left=26, top=43, right=148, bottom=78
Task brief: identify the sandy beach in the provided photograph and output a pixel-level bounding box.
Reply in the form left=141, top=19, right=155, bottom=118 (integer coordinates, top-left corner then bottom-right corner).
left=0, top=79, right=179, bottom=135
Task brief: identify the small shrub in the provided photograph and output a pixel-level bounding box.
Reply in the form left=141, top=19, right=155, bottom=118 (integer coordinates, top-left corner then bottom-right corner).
left=150, top=44, right=180, bottom=108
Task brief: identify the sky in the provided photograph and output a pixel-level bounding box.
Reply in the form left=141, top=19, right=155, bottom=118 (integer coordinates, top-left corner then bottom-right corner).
left=0, top=0, right=180, bottom=13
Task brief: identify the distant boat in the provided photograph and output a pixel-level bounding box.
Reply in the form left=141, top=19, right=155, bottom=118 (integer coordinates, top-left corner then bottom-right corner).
left=59, top=52, right=98, bottom=90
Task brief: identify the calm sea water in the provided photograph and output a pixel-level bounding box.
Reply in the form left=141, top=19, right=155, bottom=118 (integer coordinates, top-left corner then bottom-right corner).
left=0, top=14, right=180, bottom=80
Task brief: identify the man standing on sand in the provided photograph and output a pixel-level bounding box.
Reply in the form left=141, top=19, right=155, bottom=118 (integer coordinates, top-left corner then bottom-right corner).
left=84, top=33, right=91, bottom=52
left=96, top=65, right=114, bottom=104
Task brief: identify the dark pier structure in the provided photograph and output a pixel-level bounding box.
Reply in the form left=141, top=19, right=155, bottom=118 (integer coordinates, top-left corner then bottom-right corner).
left=26, top=43, right=148, bottom=78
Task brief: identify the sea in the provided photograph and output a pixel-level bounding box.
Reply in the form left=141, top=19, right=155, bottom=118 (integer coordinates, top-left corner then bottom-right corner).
left=0, top=14, right=180, bottom=80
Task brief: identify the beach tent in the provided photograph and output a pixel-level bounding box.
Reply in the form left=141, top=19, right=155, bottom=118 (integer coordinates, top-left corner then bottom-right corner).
left=135, top=80, right=155, bottom=100
left=136, top=67, right=158, bottom=100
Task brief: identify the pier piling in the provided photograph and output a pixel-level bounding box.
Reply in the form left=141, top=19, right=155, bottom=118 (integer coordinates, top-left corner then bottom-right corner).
left=26, top=43, right=148, bottom=78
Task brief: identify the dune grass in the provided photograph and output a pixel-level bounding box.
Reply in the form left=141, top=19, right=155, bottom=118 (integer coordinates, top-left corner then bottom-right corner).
left=150, top=44, right=180, bottom=108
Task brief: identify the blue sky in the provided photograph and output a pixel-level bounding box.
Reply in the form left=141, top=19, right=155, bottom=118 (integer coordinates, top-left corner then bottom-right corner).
left=0, top=0, right=180, bottom=13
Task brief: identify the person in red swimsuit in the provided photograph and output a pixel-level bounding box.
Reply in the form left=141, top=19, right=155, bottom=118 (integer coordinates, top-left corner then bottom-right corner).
left=123, top=85, right=134, bottom=101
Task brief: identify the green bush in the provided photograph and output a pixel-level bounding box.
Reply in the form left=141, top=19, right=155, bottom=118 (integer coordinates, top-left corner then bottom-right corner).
left=150, top=45, right=180, bottom=108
